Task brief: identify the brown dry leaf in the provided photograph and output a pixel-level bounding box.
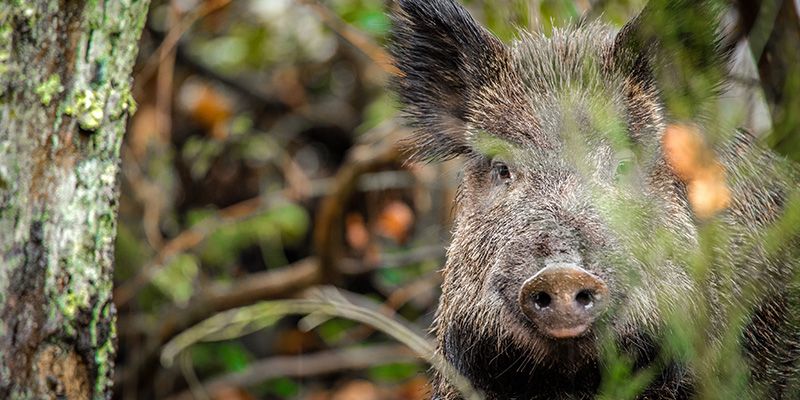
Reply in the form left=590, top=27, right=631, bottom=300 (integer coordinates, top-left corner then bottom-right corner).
left=274, top=328, right=320, bottom=354
left=210, top=385, right=255, bottom=400
left=396, top=376, right=430, bottom=400
left=331, top=380, right=379, bottom=400
left=662, top=124, right=731, bottom=218
left=346, top=213, right=370, bottom=252
left=376, top=200, right=415, bottom=244
left=304, top=391, right=330, bottom=400
left=273, top=67, right=307, bottom=108
left=178, top=79, right=232, bottom=139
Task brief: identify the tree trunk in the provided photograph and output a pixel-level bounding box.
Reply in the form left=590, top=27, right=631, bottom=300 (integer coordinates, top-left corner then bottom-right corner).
left=0, top=0, right=149, bottom=398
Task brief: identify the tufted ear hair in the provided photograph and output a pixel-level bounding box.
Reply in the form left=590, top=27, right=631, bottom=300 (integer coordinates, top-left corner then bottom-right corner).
left=389, top=0, right=511, bottom=161
left=613, top=0, right=734, bottom=120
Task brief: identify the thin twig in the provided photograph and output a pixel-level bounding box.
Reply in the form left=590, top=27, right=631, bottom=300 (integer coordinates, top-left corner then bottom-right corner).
left=338, top=270, right=442, bottom=345
left=201, top=257, right=322, bottom=312
left=121, top=144, right=166, bottom=249
left=115, top=258, right=322, bottom=394
left=116, top=122, right=409, bottom=307
left=170, top=41, right=291, bottom=116
left=136, top=0, right=233, bottom=85
left=166, top=344, right=419, bottom=400
left=155, top=1, right=179, bottom=147
left=160, top=288, right=483, bottom=400
left=114, top=193, right=278, bottom=307
left=313, top=127, right=405, bottom=283
left=294, top=0, right=401, bottom=76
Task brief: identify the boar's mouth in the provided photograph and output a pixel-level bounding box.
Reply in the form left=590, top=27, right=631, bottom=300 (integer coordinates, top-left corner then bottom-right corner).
left=545, top=323, right=592, bottom=339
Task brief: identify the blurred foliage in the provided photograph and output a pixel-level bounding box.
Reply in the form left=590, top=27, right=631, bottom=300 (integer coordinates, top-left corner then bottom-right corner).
left=113, top=0, right=796, bottom=399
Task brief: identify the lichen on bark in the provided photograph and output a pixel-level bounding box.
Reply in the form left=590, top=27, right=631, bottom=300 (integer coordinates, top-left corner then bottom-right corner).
left=0, top=0, right=150, bottom=398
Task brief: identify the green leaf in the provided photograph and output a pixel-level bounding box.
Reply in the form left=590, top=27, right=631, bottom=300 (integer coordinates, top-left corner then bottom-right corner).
left=218, top=342, right=252, bottom=372
left=353, top=9, right=389, bottom=35
left=190, top=342, right=253, bottom=374
left=152, top=253, right=199, bottom=306
left=266, top=203, right=310, bottom=243
left=368, top=362, right=423, bottom=383
left=261, top=378, right=300, bottom=398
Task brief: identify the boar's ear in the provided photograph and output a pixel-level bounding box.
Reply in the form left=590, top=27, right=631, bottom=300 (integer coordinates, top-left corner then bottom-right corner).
left=389, top=0, right=509, bottom=161
left=613, top=0, right=733, bottom=119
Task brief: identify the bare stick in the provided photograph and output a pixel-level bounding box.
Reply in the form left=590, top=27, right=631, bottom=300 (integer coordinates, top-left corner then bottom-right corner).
left=166, top=344, right=419, bottom=400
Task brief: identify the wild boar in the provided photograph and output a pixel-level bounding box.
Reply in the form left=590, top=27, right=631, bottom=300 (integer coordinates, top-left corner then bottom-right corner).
left=389, top=0, right=800, bottom=399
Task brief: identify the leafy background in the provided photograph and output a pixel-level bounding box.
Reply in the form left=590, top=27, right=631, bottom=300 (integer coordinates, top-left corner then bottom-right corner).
left=113, top=0, right=793, bottom=399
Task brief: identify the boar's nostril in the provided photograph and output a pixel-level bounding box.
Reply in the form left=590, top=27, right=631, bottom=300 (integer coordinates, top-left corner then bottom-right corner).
left=575, top=290, right=593, bottom=308
left=533, top=292, right=552, bottom=309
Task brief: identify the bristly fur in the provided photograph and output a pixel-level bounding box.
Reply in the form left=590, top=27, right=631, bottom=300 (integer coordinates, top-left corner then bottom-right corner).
left=613, top=0, right=738, bottom=110
left=389, top=0, right=736, bottom=161
left=389, top=0, right=537, bottom=162
left=389, top=1, right=800, bottom=399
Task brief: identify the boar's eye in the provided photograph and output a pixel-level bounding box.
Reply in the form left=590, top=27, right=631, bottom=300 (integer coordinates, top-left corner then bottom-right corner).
left=492, top=160, right=513, bottom=184
left=614, top=158, right=633, bottom=182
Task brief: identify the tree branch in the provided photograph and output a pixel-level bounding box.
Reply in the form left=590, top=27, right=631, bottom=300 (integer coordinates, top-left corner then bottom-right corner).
left=167, top=344, right=419, bottom=400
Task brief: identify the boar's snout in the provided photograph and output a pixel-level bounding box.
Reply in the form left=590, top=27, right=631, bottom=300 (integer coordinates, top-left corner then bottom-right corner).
left=519, top=264, right=609, bottom=339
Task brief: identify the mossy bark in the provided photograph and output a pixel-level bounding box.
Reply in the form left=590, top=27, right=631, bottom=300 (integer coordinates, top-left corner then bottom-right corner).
left=0, top=0, right=149, bottom=398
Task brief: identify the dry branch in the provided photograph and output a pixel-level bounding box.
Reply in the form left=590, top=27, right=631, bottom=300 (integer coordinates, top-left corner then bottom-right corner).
left=114, top=193, right=275, bottom=307
left=294, top=0, right=401, bottom=75
left=166, top=344, right=419, bottom=400
left=136, top=0, right=233, bottom=85
left=314, top=141, right=404, bottom=283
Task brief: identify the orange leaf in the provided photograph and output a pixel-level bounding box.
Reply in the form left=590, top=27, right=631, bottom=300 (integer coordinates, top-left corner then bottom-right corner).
left=331, top=380, right=379, bottom=400
left=346, top=213, right=370, bottom=251
left=662, top=124, right=731, bottom=219
left=376, top=200, right=415, bottom=244
left=211, top=386, right=255, bottom=400
left=178, top=79, right=232, bottom=139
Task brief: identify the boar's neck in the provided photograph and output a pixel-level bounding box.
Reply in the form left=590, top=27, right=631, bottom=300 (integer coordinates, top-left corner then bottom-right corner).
left=442, top=326, right=600, bottom=398
left=440, top=326, right=694, bottom=399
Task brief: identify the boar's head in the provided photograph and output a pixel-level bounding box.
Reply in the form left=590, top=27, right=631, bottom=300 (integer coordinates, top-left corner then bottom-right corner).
left=390, top=0, right=733, bottom=397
